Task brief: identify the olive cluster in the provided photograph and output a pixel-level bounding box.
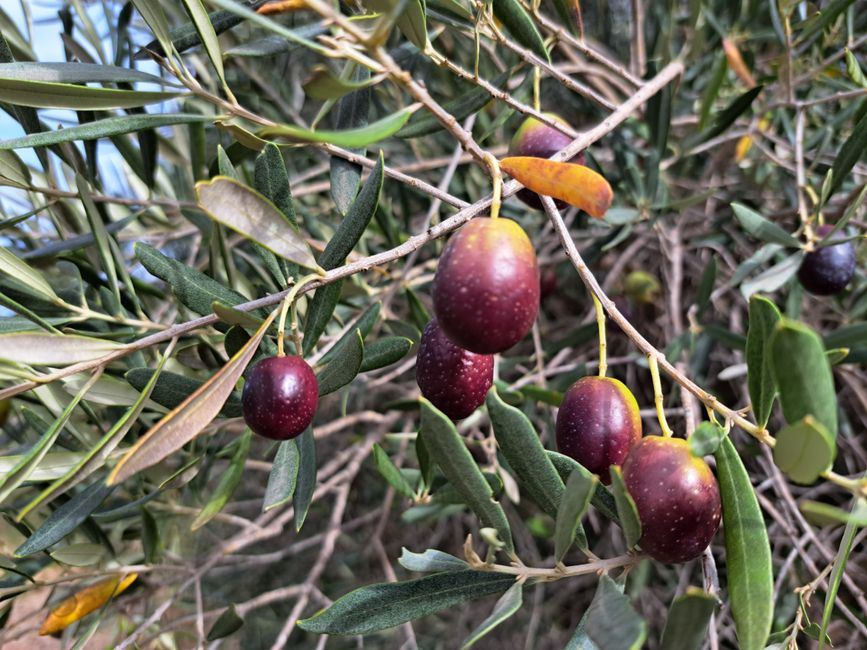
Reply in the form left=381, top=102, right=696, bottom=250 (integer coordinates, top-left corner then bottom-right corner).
left=416, top=114, right=723, bottom=564
left=416, top=212, right=722, bottom=563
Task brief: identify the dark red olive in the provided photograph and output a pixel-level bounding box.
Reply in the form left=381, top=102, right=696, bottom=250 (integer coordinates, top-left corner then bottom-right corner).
left=622, top=436, right=721, bottom=564
left=508, top=113, right=585, bottom=210
left=416, top=320, right=494, bottom=420
left=432, top=217, right=540, bottom=354
left=797, top=224, right=856, bottom=295
left=555, top=376, right=642, bottom=484
left=242, top=355, right=318, bottom=440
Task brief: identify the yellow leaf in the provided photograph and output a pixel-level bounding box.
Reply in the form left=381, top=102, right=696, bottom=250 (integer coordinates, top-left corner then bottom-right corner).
left=723, top=38, right=757, bottom=89
left=735, top=135, right=753, bottom=162
left=500, top=157, right=613, bottom=218
left=257, top=0, right=306, bottom=14
left=736, top=116, right=770, bottom=163
left=40, top=573, right=137, bottom=636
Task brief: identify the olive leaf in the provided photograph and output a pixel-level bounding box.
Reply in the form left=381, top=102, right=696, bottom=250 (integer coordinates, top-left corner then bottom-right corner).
left=196, top=177, right=319, bottom=270
left=298, top=571, right=516, bottom=634
left=714, top=437, right=773, bottom=650
left=108, top=312, right=277, bottom=485
left=419, top=398, right=514, bottom=554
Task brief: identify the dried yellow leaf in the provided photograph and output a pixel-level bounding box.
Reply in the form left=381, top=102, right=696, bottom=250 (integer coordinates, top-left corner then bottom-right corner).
left=723, top=38, right=757, bottom=89
left=500, top=157, right=613, bottom=218
left=39, top=573, right=137, bottom=636
left=257, top=0, right=306, bottom=15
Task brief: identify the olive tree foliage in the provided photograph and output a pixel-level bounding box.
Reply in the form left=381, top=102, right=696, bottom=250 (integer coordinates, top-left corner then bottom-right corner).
left=0, top=0, right=865, bottom=648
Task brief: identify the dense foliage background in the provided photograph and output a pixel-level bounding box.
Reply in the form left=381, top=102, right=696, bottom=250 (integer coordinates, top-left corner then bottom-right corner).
left=0, top=0, right=865, bottom=648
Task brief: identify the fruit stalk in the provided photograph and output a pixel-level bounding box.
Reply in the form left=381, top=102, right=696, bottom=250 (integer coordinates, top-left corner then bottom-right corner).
left=277, top=274, right=321, bottom=356
left=592, top=294, right=607, bottom=377
left=532, top=66, right=540, bottom=111
left=648, top=355, right=674, bottom=437
left=482, top=152, right=503, bottom=220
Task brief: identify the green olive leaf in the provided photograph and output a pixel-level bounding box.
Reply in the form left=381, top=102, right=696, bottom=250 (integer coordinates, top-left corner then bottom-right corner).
left=0, top=113, right=209, bottom=150
left=0, top=333, right=124, bottom=366
left=486, top=387, right=566, bottom=518
left=714, top=436, right=773, bottom=650
left=316, top=329, right=364, bottom=396
left=547, top=450, right=619, bottom=523
left=398, top=547, right=469, bottom=573
left=372, top=443, right=415, bottom=498
left=769, top=319, right=838, bottom=440
left=206, top=604, right=244, bottom=641
left=565, top=575, right=647, bottom=649
left=689, top=421, right=726, bottom=457
left=554, top=469, right=597, bottom=561
left=732, top=203, right=801, bottom=248
left=196, top=177, right=319, bottom=270
left=746, top=295, right=782, bottom=428
left=609, top=466, right=641, bottom=549
left=660, top=588, right=717, bottom=650
left=491, top=0, right=549, bottom=63
left=263, top=439, right=300, bottom=512
left=419, top=398, right=514, bottom=554
left=800, top=498, right=867, bottom=528
left=773, top=416, right=836, bottom=485
left=191, top=429, right=252, bottom=530
left=298, top=570, right=516, bottom=635
left=0, top=77, right=179, bottom=109
left=15, top=481, right=114, bottom=557
left=304, top=153, right=385, bottom=354
left=460, top=581, right=523, bottom=649
left=293, top=427, right=317, bottom=532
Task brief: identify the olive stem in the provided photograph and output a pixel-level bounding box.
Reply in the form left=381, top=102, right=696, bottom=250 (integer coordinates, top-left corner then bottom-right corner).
left=276, top=296, right=292, bottom=358
left=592, top=294, right=608, bottom=377
left=483, top=152, right=503, bottom=219
left=476, top=553, right=640, bottom=581
left=821, top=470, right=865, bottom=497
left=532, top=66, right=541, bottom=112
left=276, top=274, right=320, bottom=357
left=648, top=355, right=674, bottom=437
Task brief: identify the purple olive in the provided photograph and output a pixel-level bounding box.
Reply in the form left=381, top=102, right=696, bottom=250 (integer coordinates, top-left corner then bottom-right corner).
left=432, top=217, right=540, bottom=354
left=622, top=436, right=722, bottom=564
left=556, top=376, right=642, bottom=484
left=242, top=355, right=318, bottom=440
left=798, top=224, right=856, bottom=296
left=416, top=320, right=494, bottom=420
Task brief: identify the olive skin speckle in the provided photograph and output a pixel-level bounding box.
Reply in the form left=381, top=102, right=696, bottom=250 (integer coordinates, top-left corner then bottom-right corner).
left=242, top=356, right=319, bottom=440
left=797, top=224, right=857, bottom=296
left=432, top=217, right=540, bottom=354
left=416, top=319, right=494, bottom=420
left=509, top=113, right=585, bottom=210
left=555, top=376, right=642, bottom=484
left=622, top=436, right=721, bottom=564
